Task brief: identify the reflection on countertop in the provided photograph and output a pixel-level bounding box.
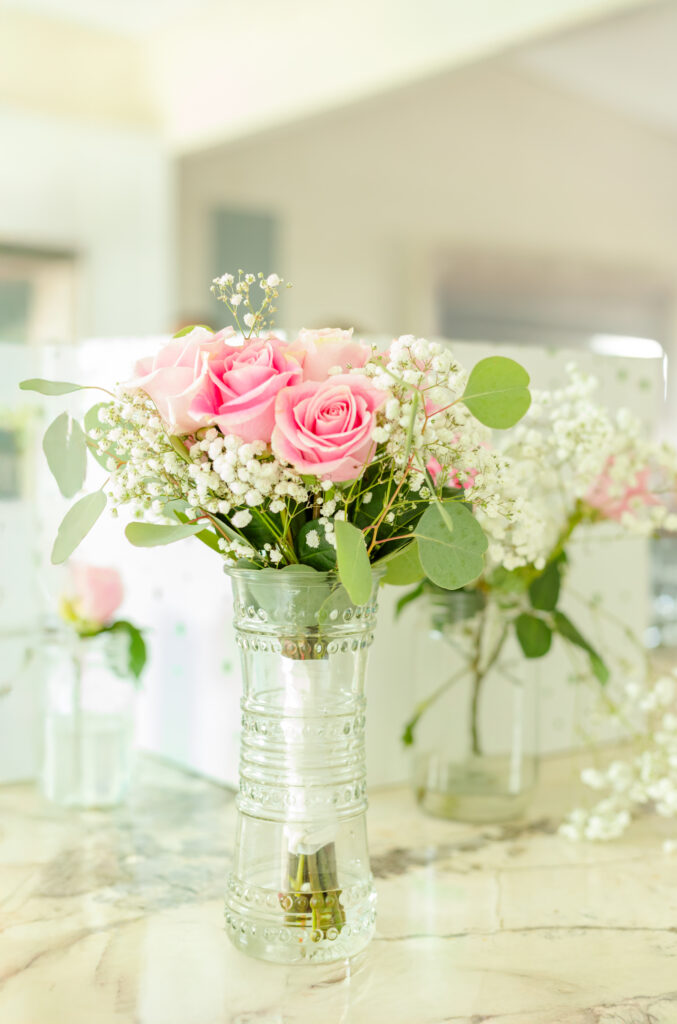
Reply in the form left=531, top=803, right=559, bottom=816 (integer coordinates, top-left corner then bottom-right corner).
left=1, top=751, right=677, bottom=1024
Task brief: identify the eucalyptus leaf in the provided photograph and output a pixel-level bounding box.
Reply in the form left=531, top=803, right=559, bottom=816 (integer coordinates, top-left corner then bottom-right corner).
left=19, top=378, right=86, bottom=396
left=51, top=490, right=107, bottom=564
left=237, top=508, right=283, bottom=553
left=169, top=435, right=191, bottom=461
left=104, top=620, right=147, bottom=682
left=515, top=613, right=552, bottom=658
left=461, top=356, right=531, bottom=429
left=297, top=520, right=337, bottom=571
left=43, top=411, right=87, bottom=498
left=335, top=520, right=372, bottom=605
left=552, top=611, right=609, bottom=684
left=381, top=541, right=424, bottom=586
left=528, top=557, right=563, bottom=612
left=125, top=521, right=204, bottom=547
left=395, top=580, right=425, bottom=618
left=173, top=509, right=221, bottom=552
left=414, top=500, right=487, bottom=590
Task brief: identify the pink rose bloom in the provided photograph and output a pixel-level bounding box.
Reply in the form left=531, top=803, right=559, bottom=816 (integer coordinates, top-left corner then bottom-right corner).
left=586, top=463, right=660, bottom=521
left=190, top=336, right=303, bottom=443
left=298, top=328, right=370, bottom=381
left=68, top=563, right=124, bottom=626
left=272, top=375, right=386, bottom=482
left=126, top=327, right=234, bottom=435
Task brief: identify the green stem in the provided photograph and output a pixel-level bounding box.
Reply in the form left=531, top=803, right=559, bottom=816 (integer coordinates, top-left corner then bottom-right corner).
left=470, top=669, right=484, bottom=757
left=469, top=610, right=509, bottom=757
left=402, top=665, right=471, bottom=745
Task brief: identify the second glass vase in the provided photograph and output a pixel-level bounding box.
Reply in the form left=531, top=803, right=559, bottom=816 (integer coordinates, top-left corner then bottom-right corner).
left=411, top=590, right=539, bottom=823
left=42, top=630, right=136, bottom=809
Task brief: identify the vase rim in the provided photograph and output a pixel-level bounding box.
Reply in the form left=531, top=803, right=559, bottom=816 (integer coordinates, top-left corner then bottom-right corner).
left=223, top=564, right=387, bottom=586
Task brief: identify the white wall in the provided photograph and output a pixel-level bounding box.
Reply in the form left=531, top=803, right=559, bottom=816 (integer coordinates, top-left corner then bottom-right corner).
left=179, top=59, right=677, bottom=436
left=0, top=106, right=173, bottom=781
left=0, top=105, right=173, bottom=337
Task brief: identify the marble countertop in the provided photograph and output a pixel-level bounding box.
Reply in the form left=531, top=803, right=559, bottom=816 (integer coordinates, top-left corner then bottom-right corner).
left=1, top=753, right=677, bottom=1024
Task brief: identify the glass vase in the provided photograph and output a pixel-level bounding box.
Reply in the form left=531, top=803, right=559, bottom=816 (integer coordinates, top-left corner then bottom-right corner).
left=42, top=630, right=137, bottom=808
left=411, top=590, right=538, bottom=823
left=224, top=566, right=382, bottom=964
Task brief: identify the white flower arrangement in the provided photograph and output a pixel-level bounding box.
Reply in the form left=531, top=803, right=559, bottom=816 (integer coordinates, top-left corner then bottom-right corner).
left=21, top=271, right=532, bottom=603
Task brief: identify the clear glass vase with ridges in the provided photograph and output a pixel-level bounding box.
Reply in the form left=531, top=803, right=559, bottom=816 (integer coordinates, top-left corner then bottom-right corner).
left=224, top=567, right=382, bottom=964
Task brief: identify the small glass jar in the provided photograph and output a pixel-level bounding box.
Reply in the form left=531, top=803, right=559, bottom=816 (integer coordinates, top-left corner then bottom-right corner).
left=410, top=590, right=539, bottom=823
left=42, top=630, right=137, bottom=808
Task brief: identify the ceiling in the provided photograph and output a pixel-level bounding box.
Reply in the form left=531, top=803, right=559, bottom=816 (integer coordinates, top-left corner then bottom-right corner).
left=514, top=0, right=677, bottom=136
left=0, top=0, right=215, bottom=36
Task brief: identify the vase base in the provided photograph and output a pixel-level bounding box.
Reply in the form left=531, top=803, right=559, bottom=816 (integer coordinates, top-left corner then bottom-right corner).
left=415, top=753, right=537, bottom=824
left=224, top=875, right=376, bottom=964
left=225, top=909, right=375, bottom=964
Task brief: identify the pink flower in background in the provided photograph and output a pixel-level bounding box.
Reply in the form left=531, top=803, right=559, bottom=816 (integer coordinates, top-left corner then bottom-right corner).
left=67, top=564, right=124, bottom=626
left=586, top=463, right=660, bottom=521
left=272, top=375, right=386, bottom=482
left=298, top=328, right=370, bottom=381
left=190, top=336, right=303, bottom=443
left=426, top=457, right=477, bottom=491
left=127, top=327, right=234, bottom=434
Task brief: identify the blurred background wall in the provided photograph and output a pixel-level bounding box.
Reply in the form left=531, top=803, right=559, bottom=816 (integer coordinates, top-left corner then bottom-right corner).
left=2, top=0, right=676, bottom=785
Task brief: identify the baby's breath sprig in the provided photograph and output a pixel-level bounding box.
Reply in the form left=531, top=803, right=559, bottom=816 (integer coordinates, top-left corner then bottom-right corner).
left=211, top=270, right=289, bottom=338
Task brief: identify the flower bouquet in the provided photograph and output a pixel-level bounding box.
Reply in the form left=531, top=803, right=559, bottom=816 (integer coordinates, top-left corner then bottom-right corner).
left=43, top=563, right=146, bottom=807
left=22, top=270, right=530, bottom=961
left=400, top=365, right=677, bottom=823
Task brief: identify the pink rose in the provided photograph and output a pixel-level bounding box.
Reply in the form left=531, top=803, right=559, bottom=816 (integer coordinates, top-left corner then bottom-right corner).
left=189, top=336, right=303, bottom=443
left=272, top=375, right=386, bottom=482
left=586, top=463, right=660, bottom=521
left=67, top=563, right=124, bottom=626
left=126, top=327, right=234, bottom=435
left=298, top=328, right=370, bottom=381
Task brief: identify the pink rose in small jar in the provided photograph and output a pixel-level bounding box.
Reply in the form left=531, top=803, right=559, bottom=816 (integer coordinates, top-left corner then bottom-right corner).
left=63, top=563, right=124, bottom=628
left=126, top=327, right=234, bottom=435
left=190, top=336, right=303, bottom=443
left=586, top=462, right=660, bottom=521
left=272, top=375, right=386, bottom=482
left=298, top=328, right=370, bottom=381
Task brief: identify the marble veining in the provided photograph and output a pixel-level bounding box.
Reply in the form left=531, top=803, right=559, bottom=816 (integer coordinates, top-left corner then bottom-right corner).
left=2, top=752, right=677, bottom=1024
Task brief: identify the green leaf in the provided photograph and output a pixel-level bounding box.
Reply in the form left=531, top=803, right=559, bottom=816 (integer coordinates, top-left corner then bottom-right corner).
left=461, top=356, right=531, bottom=429
left=51, top=490, right=107, bottom=564
left=381, top=541, right=424, bottom=586
left=234, top=508, right=283, bottom=553
left=173, top=324, right=213, bottom=338
left=19, top=378, right=86, bottom=396
left=297, top=520, right=337, bottom=571
left=169, top=435, right=191, bottom=460
left=401, top=721, right=416, bottom=746
left=414, top=500, right=487, bottom=590
left=552, top=611, right=609, bottom=684
left=104, top=620, right=147, bottom=682
left=173, top=509, right=221, bottom=553
left=395, top=580, right=425, bottom=618
left=125, top=521, right=205, bottom=547
left=528, top=557, right=562, bottom=612
left=515, top=613, right=552, bottom=658
left=42, top=412, right=87, bottom=498
left=335, top=520, right=372, bottom=605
